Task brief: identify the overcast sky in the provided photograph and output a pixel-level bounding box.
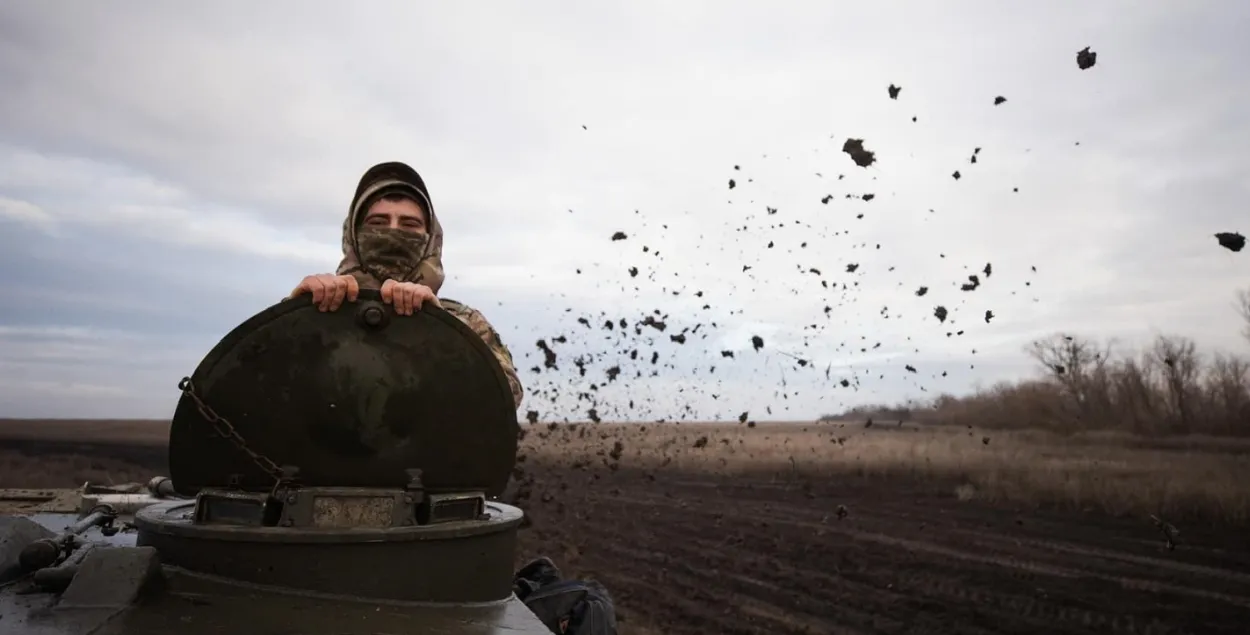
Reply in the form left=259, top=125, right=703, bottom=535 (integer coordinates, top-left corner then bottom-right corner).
left=0, top=1, right=1246, bottom=421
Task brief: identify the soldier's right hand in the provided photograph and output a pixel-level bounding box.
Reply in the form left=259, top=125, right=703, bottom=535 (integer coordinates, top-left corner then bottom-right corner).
left=289, top=274, right=360, bottom=312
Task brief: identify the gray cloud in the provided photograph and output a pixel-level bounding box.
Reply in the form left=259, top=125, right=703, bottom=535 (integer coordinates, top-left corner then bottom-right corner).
left=0, top=1, right=1246, bottom=420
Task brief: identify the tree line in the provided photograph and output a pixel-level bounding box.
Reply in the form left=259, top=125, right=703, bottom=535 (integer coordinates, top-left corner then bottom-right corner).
left=824, top=288, right=1250, bottom=437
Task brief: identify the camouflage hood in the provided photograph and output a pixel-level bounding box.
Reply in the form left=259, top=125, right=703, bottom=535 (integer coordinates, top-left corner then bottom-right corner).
left=335, top=162, right=446, bottom=294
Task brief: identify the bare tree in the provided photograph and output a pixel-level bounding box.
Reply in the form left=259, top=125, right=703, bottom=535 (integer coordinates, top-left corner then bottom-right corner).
left=1026, top=333, right=1112, bottom=423
left=1113, top=354, right=1159, bottom=430
left=1150, top=335, right=1201, bottom=432
left=1206, top=353, right=1250, bottom=435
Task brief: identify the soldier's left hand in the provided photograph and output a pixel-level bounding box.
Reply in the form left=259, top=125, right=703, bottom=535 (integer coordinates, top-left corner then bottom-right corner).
left=380, top=280, right=442, bottom=316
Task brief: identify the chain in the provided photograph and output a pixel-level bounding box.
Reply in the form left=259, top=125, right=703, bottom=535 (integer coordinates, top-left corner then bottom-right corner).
left=177, top=377, right=285, bottom=484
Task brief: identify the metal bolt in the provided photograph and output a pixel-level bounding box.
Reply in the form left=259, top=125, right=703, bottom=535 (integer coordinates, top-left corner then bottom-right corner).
left=362, top=306, right=384, bottom=327
left=286, top=495, right=298, bottom=504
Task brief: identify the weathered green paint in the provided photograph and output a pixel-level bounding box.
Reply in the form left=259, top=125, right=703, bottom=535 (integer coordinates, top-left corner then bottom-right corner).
left=0, top=293, right=549, bottom=634
left=168, top=290, right=519, bottom=497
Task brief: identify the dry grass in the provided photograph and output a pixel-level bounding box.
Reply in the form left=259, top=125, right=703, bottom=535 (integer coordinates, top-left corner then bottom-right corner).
left=0, top=419, right=168, bottom=488
left=2, top=416, right=1247, bottom=525
left=522, top=421, right=1250, bottom=524
left=0, top=418, right=167, bottom=445
left=0, top=449, right=156, bottom=488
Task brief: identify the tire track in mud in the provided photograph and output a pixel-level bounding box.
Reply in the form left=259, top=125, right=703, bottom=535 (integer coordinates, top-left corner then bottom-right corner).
left=595, top=499, right=1180, bottom=635
left=587, top=508, right=1097, bottom=635
left=517, top=466, right=1250, bottom=635
left=608, top=488, right=1250, bottom=610
left=644, top=478, right=1250, bottom=597
left=588, top=529, right=908, bottom=634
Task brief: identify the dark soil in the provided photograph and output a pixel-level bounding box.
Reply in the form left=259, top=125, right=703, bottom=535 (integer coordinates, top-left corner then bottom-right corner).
left=516, top=458, right=1250, bottom=635
left=4, top=439, right=1248, bottom=634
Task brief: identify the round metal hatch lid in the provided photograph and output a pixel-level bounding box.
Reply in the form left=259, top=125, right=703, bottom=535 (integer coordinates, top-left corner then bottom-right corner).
left=168, top=290, right=518, bottom=497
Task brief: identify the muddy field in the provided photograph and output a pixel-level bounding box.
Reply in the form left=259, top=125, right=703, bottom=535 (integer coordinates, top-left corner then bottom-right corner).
left=2, top=419, right=1249, bottom=634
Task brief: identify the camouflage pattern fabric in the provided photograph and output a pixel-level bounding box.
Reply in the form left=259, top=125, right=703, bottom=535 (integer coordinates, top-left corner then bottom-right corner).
left=352, top=226, right=434, bottom=288
left=334, top=164, right=524, bottom=410
left=443, top=299, right=524, bottom=409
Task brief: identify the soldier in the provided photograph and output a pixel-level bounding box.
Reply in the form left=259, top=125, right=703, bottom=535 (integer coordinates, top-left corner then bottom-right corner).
left=291, top=164, right=614, bottom=635
left=289, top=161, right=524, bottom=409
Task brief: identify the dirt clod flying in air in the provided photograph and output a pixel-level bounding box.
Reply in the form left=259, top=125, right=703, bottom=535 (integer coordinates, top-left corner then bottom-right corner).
left=1077, top=46, right=1097, bottom=70
left=522, top=58, right=1086, bottom=453
left=535, top=340, right=558, bottom=369
left=488, top=49, right=1250, bottom=635
left=1215, top=232, right=1245, bottom=252
left=842, top=138, right=876, bottom=168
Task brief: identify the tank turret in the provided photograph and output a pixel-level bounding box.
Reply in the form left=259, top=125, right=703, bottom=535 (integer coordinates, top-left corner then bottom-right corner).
left=0, top=290, right=552, bottom=634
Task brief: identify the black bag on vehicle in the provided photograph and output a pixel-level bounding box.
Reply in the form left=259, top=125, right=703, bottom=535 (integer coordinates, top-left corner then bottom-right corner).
left=514, top=557, right=618, bottom=635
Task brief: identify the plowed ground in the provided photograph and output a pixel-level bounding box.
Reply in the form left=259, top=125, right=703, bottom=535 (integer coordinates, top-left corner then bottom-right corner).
left=515, top=460, right=1250, bottom=635
left=510, top=460, right=1250, bottom=632
left=1, top=420, right=1248, bottom=634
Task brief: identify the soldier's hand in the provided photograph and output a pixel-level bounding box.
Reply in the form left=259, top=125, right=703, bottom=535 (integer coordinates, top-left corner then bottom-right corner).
left=289, top=274, right=360, bottom=312
left=381, top=280, right=441, bottom=316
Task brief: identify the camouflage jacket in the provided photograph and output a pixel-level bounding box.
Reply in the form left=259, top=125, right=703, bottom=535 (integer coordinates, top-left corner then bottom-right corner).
left=441, top=298, right=524, bottom=410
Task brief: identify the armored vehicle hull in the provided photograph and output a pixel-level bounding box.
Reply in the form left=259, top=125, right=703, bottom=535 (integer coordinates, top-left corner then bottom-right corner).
left=0, top=291, right=565, bottom=634
left=1, top=495, right=550, bottom=635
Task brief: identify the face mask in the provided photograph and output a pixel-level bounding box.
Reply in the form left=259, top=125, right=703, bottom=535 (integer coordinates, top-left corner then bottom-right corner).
left=354, top=227, right=431, bottom=284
